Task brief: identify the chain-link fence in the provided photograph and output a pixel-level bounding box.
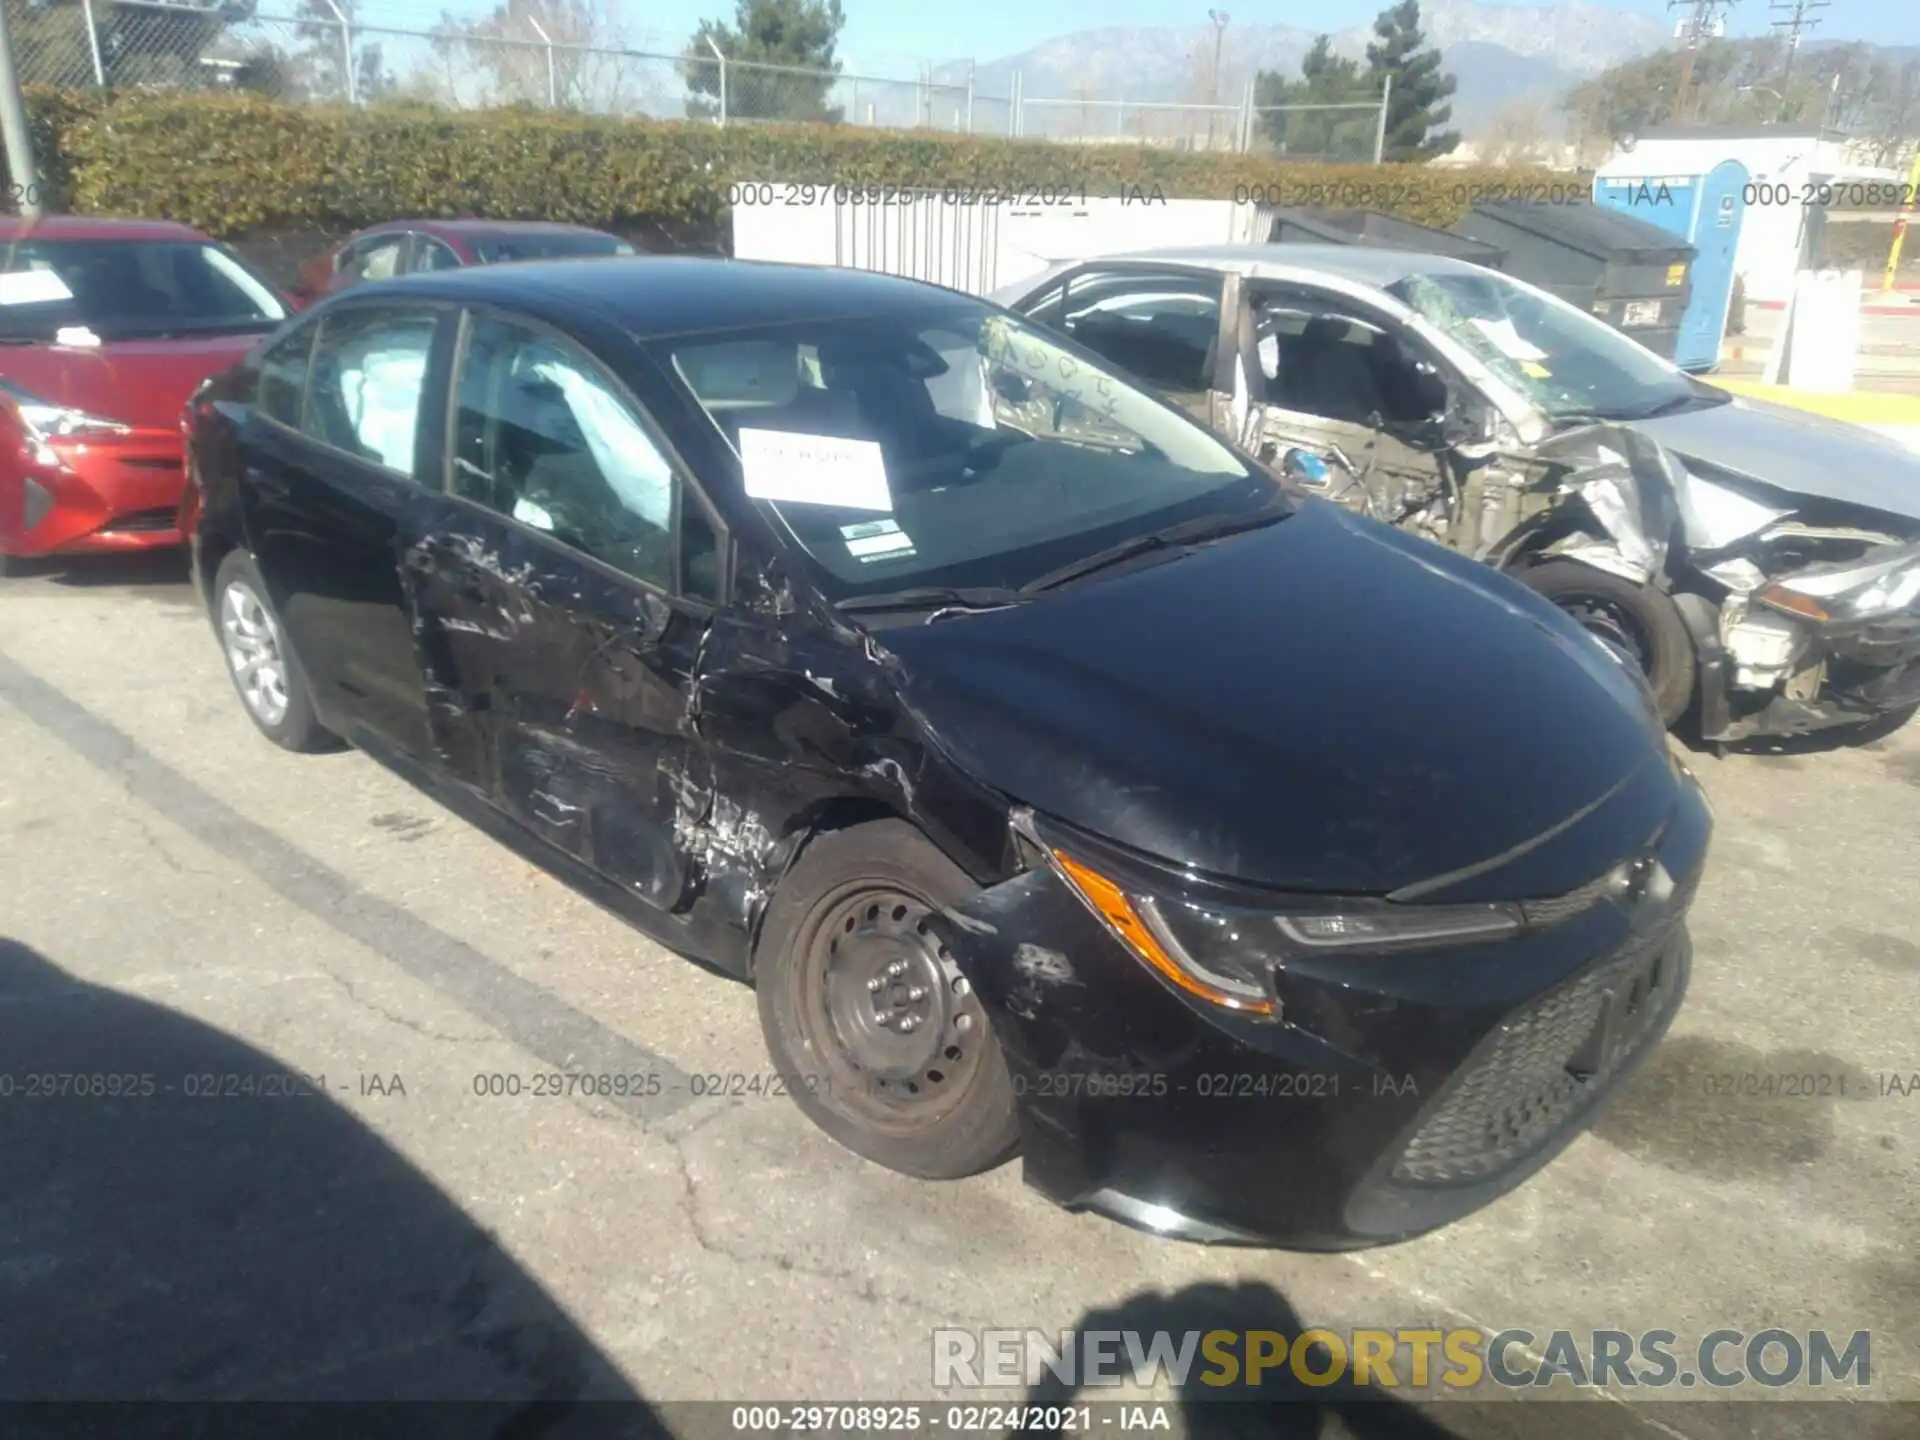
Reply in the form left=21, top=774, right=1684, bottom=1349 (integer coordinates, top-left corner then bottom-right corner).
left=1, top=0, right=1388, bottom=157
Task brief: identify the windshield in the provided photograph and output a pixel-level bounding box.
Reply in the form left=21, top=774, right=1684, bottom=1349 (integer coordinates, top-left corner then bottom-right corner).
left=655, top=301, right=1275, bottom=600
left=1387, top=268, right=1716, bottom=425
left=473, top=233, right=634, bottom=264
left=0, top=239, right=286, bottom=342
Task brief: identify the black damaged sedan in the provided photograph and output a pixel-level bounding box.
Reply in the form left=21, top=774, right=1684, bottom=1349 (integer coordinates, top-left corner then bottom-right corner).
left=182, top=257, right=1711, bottom=1249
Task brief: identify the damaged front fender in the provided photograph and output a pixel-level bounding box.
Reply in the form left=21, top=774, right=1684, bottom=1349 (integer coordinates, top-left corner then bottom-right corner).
left=1494, top=423, right=1683, bottom=586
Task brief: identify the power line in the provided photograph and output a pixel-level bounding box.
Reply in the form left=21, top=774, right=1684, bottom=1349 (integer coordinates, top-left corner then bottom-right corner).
left=1769, top=0, right=1829, bottom=49
left=1769, top=0, right=1828, bottom=89
left=1667, top=0, right=1738, bottom=121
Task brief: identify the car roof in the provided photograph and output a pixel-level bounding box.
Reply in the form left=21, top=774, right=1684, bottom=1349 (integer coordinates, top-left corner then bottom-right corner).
left=366, top=256, right=982, bottom=338
left=1096, top=242, right=1495, bottom=288
left=0, top=215, right=210, bottom=243
left=363, top=219, right=622, bottom=240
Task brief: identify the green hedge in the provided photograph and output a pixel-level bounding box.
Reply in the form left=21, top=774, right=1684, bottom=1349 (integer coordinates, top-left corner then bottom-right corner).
left=11, top=89, right=1578, bottom=247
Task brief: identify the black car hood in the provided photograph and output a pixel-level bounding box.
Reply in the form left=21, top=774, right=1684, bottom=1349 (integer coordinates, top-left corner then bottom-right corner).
left=881, top=501, right=1679, bottom=902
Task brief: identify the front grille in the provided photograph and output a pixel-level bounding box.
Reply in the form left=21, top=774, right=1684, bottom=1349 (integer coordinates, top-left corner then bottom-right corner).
left=98, top=506, right=179, bottom=534
left=1391, top=878, right=1695, bottom=1187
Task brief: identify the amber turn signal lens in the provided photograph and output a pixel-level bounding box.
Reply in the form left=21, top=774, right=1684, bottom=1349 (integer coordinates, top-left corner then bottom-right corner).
left=1051, top=849, right=1277, bottom=1017
left=1757, top=585, right=1830, bottom=622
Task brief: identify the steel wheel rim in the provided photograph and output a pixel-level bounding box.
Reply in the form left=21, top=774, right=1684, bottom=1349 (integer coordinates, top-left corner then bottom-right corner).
left=797, top=883, right=986, bottom=1131
left=221, top=579, right=290, bottom=727
left=1562, top=596, right=1653, bottom=678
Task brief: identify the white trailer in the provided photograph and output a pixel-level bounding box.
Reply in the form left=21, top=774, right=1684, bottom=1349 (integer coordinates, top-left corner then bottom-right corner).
left=730, top=186, right=1276, bottom=296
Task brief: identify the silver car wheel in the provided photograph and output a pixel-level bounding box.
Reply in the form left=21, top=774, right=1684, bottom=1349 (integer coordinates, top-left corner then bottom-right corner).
left=220, top=578, right=291, bottom=728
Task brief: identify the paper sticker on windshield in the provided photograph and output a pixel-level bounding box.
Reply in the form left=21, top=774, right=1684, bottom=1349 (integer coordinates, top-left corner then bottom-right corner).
left=0, top=269, right=74, bottom=306
left=840, top=517, right=916, bottom=562
left=1469, top=316, right=1548, bottom=363
left=739, top=428, right=892, bottom=512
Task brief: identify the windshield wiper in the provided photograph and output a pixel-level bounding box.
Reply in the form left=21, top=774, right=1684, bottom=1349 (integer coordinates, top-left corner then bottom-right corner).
left=834, top=584, right=1026, bottom=615
left=1635, top=390, right=1729, bottom=419
left=1018, top=495, right=1293, bottom=596
left=1551, top=390, right=1727, bottom=428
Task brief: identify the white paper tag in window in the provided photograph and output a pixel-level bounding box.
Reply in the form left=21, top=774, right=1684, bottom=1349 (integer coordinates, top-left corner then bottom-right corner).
left=1469, top=316, right=1548, bottom=363
left=840, top=517, right=916, bottom=562
left=739, top=427, right=892, bottom=512
left=0, top=269, right=74, bottom=306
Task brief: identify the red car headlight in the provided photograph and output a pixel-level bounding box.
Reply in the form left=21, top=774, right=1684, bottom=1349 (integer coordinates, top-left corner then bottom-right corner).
left=1, top=377, right=132, bottom=460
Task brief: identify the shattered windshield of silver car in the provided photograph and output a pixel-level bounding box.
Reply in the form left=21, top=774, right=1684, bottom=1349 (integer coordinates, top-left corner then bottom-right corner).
left=1389, top=270, right=1718, bottom=426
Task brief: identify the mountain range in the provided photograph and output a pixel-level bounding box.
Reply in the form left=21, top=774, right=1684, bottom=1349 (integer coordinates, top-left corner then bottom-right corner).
left=935, top=0, right=1890, bottom=139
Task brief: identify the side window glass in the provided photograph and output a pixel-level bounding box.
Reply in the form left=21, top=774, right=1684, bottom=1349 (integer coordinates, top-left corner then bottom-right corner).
left=343, top=236, right=406, bottom=284
left=256, top=323, right=314, bottom=427
left=416, top=239, right=462, bottom=273
left=302, top=307, right=437, bottom=476
left=1051, top=271, right=1224, bottom=399
left=452, top=315, right=708, bottom=597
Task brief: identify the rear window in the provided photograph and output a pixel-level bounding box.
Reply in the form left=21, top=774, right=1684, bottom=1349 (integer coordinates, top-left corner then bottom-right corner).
left=471, top=233, right=635, bottom=264
left=0, top=239, right=286, bottom=342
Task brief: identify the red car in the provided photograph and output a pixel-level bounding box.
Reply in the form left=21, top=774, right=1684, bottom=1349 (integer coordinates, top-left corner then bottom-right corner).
left=0, top=216, right=290, bottom=573
left=287, top=219, right=637, bottom=307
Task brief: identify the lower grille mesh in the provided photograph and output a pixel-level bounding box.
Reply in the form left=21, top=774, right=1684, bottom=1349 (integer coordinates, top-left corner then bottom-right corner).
left=1391, top=892, right=1692, bottom=1187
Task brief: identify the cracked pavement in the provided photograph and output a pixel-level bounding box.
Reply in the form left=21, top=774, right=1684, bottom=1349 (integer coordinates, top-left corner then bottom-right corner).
left=1, top=554, right=1917, bottom=1437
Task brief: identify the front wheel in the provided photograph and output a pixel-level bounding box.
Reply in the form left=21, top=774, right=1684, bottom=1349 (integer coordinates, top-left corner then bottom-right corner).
left=1518, top=560, right=1697, bottom=727
left=755, top=819, right=1020, bottom=1180
left=212, top=550, right=335, bottom=753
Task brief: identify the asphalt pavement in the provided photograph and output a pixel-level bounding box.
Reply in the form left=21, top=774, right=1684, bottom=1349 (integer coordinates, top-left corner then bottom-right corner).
left=1, top=553, right=1917, bottom=1438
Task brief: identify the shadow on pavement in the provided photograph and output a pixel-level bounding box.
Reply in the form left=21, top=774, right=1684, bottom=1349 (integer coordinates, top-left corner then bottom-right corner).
left=0, top=938, right=668, bottom=1437
left=1016, top=1282, right=1912, bottom=1440
left=1015, top=1280, right=1494, bottom=1440
left=25, top=550, right=194, bottom=590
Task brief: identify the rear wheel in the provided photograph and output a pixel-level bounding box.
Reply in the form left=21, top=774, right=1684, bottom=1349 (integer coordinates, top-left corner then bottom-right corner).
left=213, top=550, right=334, bottom=754
left=1519, top=559, right=1697, bottom=727
left=755, top=819, right=1020, bottom=1180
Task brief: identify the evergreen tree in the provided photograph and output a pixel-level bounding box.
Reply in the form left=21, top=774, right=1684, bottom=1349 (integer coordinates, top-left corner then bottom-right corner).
left=684, top=0, right=846, bottom=124
left=1364, top=0, right=1459, bottom=162
left=1252, top=36, right=1378, bottom=160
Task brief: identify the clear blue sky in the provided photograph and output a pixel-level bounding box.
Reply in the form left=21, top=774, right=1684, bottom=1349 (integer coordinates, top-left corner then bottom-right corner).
left=617, top=0, right=1914, bottom=65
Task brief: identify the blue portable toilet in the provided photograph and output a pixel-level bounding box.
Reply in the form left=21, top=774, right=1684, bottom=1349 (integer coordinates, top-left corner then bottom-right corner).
left=1593, top=160, right=1749, bottom=372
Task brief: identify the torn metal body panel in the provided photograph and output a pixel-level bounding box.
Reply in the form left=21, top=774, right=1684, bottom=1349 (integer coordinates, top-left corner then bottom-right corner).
left=1261, top=413, right=1679, bottom=589
left=1655, top=459, right=1920, bottom=742
left=997, top=247, right=1920, bottom=743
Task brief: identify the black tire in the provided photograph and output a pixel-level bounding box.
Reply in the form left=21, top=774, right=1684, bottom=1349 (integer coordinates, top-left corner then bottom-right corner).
left=1845, top=703, right=1919, bottom=747
left=211, top=550, right=334, bottom=754
left=1519, top=559, right=1697, bottom=727
left=0, top=551, right=33, bottom=578
left=755, top=819, right=1020, bottom=1180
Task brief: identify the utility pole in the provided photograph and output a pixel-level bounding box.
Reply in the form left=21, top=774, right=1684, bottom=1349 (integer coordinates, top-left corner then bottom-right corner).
left=1668, top=0, right=1737, bottom=123
left=0, top=0, right=42, bottom=216
left=1207, top=10, right=1229, bottom=151
left=1770, top=0, right=1827, bottom=93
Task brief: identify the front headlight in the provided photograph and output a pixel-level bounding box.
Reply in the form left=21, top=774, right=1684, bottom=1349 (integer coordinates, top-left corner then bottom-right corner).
left=0, top=377, right=131, bottom=462
left=1758, top=542, right=1920, bottom=623
left=1048, top=847, right=1530, bottom=1021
